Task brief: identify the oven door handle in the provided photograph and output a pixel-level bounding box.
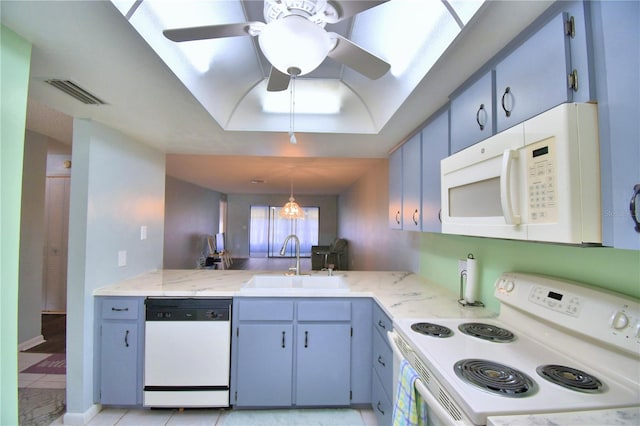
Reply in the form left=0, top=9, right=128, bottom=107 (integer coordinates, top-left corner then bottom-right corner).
left=387, top=331, right=469, bottom=426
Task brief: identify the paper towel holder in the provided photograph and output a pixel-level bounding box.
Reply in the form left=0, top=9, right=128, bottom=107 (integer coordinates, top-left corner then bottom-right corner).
left=458, top=253, right=484, bottom=307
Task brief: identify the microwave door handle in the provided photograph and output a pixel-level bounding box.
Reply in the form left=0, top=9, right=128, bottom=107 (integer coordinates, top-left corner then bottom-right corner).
left=500, top=149, right=521, bottom=225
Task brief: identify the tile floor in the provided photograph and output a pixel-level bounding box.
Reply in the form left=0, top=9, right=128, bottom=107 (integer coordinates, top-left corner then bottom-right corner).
left=19, top=352, right=67, bottom=390
left=49, top=407, right=377, bottom=425
left=19, top=352, right=377, bottom=426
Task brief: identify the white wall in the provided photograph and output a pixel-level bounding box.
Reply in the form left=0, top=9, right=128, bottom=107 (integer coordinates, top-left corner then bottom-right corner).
left=164, top=175, right=222, bottom=269
left=337, top=159, right=420, bottom=271
left=65, top=119, right=165, bottom=421
left=227, top=193, right=338, bottom=257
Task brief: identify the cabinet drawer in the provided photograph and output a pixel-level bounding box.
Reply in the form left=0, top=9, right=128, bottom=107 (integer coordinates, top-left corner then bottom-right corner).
left=372, top=371, right=393, bottom=426
left=101, top=298, right=139, bottom=320
left=373, top=328, right=393, bottom=399
left=237, top=300, right=294, bottom=321
left=373, top=302, right=392, bottom=337
left=297, top=301, right=351, bottom=321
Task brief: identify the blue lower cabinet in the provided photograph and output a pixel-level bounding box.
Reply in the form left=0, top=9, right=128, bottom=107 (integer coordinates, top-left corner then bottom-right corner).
left=295, top=323, right=351, bottom=406
left=96, top=297, right=144, bottom=406
left=372, top=371, right=393, bottom=426
left=235, top=323, right=294, bottom=406
left=232, top=298, right=363, bottom=408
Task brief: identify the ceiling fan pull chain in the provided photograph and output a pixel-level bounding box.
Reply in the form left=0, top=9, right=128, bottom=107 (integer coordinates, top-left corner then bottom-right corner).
left=289, top=73, right=297, bottom=144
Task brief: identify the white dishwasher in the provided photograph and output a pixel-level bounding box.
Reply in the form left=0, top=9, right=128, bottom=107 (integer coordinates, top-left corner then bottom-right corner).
left=144, top=298, right=231, bottom=408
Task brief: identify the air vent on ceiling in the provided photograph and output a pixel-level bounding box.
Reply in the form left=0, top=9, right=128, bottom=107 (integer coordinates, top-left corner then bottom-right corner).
left=44, top=79, right=106, bottom=105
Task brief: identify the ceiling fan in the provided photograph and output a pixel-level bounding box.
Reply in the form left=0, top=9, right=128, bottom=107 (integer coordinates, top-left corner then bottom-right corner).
left=163, top=0, right=391, bottom=92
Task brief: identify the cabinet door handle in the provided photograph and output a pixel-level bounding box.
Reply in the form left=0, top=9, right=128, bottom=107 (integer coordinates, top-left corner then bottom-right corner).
left=378, top=320, right=386, bottom=330
left=124, top=330, right=129, bottom=347
left=376, top=401, right=385, bottom=415
left=304, top=331, right=309, bottom=348
left=111, top=307, right=129, bottom=312
left=501, top=86, right=513, bottom=117
left=475, top=103, right=486, bottom=130
left=395, top=210, right=400, bottom=225
left=412, top=209, right=419, bottom=226
left=377, top=355, right=386, bottom=367
left=631, top=184, right=640, bottom=232
left=282, top=331, right=286, bottom=348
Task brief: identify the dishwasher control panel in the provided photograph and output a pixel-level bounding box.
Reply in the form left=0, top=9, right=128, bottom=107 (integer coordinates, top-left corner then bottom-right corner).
left=145, top=298, right=231, bottom=321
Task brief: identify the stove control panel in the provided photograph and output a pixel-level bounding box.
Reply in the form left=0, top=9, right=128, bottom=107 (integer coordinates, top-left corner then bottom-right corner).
left=528, top=286, right=582, bottom=317
left=495, top=272, right=640, bottom=355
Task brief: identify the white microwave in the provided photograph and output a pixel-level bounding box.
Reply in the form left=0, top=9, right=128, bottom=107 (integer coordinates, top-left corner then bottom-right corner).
left=441, top=103, right=601, bottom=244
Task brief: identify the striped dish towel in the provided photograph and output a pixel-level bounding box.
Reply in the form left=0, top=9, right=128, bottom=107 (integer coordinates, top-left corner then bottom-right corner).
left=392, top=359, right=427, bottom=426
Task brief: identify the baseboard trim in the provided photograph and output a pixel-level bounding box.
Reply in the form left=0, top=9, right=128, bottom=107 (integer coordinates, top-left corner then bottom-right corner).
left=62, top=404, right=101, bottom=425
left=18, top=335, right=45, bottom=351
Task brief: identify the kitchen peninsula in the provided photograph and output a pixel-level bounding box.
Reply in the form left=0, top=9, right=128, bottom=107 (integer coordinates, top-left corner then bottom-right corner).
left=93, top=270, right=639, bottom=426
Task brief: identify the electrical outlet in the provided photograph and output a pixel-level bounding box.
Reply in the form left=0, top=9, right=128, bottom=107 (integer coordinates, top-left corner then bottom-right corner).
left=140, top=225, right=148, bottom=240
left=458, top=259, right=467, bottom=275
left=118, top=250, right=127, bottom=267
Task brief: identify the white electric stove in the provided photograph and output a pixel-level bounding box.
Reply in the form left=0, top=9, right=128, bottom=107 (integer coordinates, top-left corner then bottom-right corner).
left=390, top=272, right=640, bottom=425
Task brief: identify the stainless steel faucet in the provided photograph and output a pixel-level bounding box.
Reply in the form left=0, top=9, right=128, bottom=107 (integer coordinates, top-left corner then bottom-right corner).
left=279, top=234, right=301, bottom=275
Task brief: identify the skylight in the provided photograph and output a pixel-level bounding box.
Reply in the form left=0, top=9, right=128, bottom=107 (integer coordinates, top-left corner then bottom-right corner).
left=262, top=80, right=342, bottom=114
left=109, top=0, right=485, bottom=134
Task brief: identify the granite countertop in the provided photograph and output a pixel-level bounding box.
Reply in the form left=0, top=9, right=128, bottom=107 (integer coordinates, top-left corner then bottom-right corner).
left=95, top=269, right=640, bottom=424
left=93, top=269, right=495, bottom=320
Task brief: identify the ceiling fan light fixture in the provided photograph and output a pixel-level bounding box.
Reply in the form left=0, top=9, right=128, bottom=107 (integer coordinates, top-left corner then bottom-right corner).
left=258, top=15, right=332, bottom=76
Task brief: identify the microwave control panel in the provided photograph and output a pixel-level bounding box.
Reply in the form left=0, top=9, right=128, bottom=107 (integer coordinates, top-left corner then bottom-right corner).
left=526, top=137, right=558, bottom=223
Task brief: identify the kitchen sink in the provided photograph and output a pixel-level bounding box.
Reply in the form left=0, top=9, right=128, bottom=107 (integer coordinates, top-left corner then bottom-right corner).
left=240, top=274, right=350, bottom=293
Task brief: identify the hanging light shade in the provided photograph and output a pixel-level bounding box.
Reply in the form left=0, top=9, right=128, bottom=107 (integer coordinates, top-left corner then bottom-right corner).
left=280, top=181, right=305, bottom=219
left=258, top=15, right=332, bottom=76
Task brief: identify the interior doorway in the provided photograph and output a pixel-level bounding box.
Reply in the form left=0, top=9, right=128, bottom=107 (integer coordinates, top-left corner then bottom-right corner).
left=42, top=176, right=70, bottom=313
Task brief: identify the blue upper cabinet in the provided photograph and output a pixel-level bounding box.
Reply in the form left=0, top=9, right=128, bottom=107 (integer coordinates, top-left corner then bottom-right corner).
left=495, top=3, right=592, bottom=132
left=421, top=109, right=449, bottom=233
left=590, top=1, right=640, bottom=250
left=402, top=133, right=422, bottom=231
left=450, top=71, right=493, bottom=153
left=388, top=149, right=402, bottom=230
left=495, top=12, right=572, bottom=132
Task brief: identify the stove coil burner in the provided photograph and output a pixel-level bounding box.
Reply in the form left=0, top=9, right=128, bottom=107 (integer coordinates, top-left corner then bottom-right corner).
left=458, top=322, right=516, bottom=343
left=536, top=365, right=604, bottom=393
left=411, top=322, right=453, bottom=338
left=454, top=359, right=537, bottom=398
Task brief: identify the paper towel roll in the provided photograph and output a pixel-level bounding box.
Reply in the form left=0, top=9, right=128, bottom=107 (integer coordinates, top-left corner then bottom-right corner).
left=464, top=255, right=478, bottom=304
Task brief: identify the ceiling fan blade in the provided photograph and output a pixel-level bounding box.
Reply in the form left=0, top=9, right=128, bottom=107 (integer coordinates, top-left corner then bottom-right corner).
left=327, top=33, right=390, bottom=80
left=163, top=22, right=257, bottom=42
left=267, top=67, right=291, bottom=92
left=330, top=0, right=390, bottom=21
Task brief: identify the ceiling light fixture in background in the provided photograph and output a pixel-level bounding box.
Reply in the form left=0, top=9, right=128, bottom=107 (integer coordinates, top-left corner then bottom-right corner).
left=280, top=178, right=304, bottom=219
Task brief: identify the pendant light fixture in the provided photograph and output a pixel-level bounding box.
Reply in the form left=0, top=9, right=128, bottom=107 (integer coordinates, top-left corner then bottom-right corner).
left=280, top=179, right=305, bottom=219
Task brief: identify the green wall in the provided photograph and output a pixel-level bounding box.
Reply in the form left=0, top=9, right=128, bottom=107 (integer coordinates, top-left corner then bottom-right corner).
left=418, top=232, right=640, bottom=312
left=0, top=25, right=32, bottom=426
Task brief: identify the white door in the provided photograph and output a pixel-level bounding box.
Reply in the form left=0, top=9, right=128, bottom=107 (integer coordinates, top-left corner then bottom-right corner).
left=43, top=176, right=70, bottom=313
